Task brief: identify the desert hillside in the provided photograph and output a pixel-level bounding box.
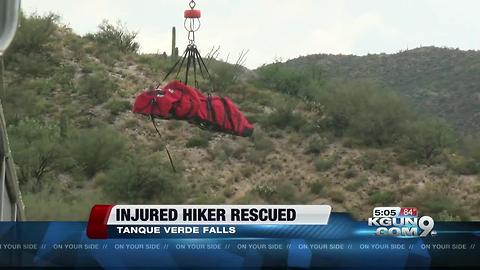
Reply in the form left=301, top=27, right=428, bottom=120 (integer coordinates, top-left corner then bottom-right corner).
left=285, top=47, right=480, bottom=133
left=3, top=14, right=480, bottom=221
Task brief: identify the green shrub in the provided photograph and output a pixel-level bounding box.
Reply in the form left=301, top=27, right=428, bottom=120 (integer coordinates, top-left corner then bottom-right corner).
left=87, top=20, right=139, bottom=53
left=231, top=142, right=249, bottom=159
left=451, top=134, right=480, bottom=174
left=21, top=78, right=55, bottom=95
left=192, top=193, right=226, bottom=204
left=251, top=130, right=274, bottom=152
left=185, top=131, right=212, bottom=148
left=361, top=151, right=391, bottom=173
left=245, top=150, right=269, bottom=164
left=166, top=121, right=182, bottom=130
left=253, top=184, right=275, bottom=200
left=345, top=176, right=369, bottom=192
left=275, top=182, right=298, bottom=203
left=388, top=169, right=401, bottom=181
left=7, top=53, right=57, bottom=77
left=401, top=185, right=416, bottom=194
left=81, top=62, right=106, bottom=74
left=244, top=131, right=274, bottom=164
left=95, top=48, right=122, bottom=66
left=254, top=182, right=298, bottom=203
left=52, top=64, right=76, bottom=88
left=8, top=13, right=59, bottom=54
left=399, top=119, right=455, bottom=164
left=436, top=211, right=462, bottom=221
left=369, top=191, right=396, bottom=205
left=105, top=99, right=131, bottom=115
left=185, top=137, right=208, bottom=148
left=328, top=187, right=346, bottom=203
left=68, top=127, right=125, bottom=177
left=102, top=152, right=184, bottom=203
left=261, top=106, right=308, bottom=131
left=448, top=155, right=479, bottom=175
left=309, top=180, right=325, bottom=195
left=65, top=33, right=87, bottom=59
left=23, top=184, right=107, bottom=221
left=319, top=79, right=412, bottom=145
left=210, top=60, right=245, bottom=92
left=314, top=157, right=336, bottom=172
left=348, top=91, right=410, bottom=146
left=462, top=135, right=480, bottom=161
left=344, top=168, right=358, bottom=179
left=426, top=200, right=455, bottom=215
left=373, top=162, right=391, bottom=174
left=77, top=72, right=117, bottom=104
left=255, top=62, right=322, bottom=99
left=406, top=182, right=467, bottom=220
left=424, top=197, right=466, bottom=220
left=9, top=119, right=62, bottom=189
left=223, top=187, right=236, bottom=198
left=361, top=152, right=383, bottom=170
left=137, top=54, right=168, bottom=76
left=5, top=13, right=60, bottom=76
left=305, top=135, right=328, bottom=155
left=3, top=84, right=48, bottom=124
left=240, top=165, right=256, bottom=178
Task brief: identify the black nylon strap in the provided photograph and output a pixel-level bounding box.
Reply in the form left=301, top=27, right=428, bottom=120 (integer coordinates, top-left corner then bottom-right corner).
left=194, top=47, right=211, bottom=81
left=161, top=45, right=212, bottom=90
left=206, top=94, right=216, bottom=124
left=149, top=99, right=177, bottom=173
left=159, top=49, right=189, bottom=88
left=220, top=97, right=236, bottom=134
left=192, top=48, right=198, bottom=88
left=185, top=49, right=193, bottom=84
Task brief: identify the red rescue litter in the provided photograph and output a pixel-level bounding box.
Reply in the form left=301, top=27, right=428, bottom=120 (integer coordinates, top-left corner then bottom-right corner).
left=132, top=81, right=254, bottom=137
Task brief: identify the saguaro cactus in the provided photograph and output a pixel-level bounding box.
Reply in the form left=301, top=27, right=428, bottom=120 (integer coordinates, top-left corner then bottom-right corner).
left=171, top=27, right=178, bottom=59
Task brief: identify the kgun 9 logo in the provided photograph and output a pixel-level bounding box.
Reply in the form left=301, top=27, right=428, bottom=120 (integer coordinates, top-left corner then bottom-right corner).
left=368, top=208, right=435, bottom=237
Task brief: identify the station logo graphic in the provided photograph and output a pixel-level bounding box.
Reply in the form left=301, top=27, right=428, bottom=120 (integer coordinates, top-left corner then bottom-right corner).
left=368, top=207, right=435, bottom=237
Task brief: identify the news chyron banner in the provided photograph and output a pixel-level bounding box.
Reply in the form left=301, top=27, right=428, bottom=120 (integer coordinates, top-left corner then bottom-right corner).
left=87, top=205, right=331, bottom=239
left=0, top=205, right=478, bottom=269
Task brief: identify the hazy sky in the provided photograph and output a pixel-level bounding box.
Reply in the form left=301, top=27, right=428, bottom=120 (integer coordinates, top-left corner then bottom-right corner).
left=22, top=0, right=480, bottom=68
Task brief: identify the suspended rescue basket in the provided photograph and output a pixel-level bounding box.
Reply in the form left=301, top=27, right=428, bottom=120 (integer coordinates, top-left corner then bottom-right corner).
left=132, top=0, right=254, bottom=172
